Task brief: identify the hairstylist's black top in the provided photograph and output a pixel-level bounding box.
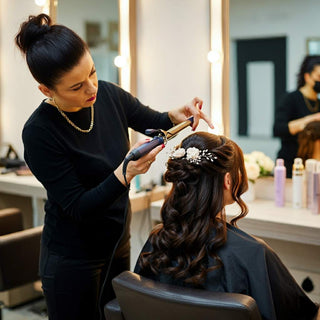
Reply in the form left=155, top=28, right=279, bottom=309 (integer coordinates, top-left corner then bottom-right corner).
left=23, top=81, right=172, bottom=258
left=135, top=224, right=319, bottom=320
left=273, top=90, right=319, bottom=177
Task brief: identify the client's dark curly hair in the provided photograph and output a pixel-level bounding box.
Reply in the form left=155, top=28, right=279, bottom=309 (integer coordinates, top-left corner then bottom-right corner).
left=139, top=132, right=248, bottom=286
left=297, top=121, right=320, bottom=163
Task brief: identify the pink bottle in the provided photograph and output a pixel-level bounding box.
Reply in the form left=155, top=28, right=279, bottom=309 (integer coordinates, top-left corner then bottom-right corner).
left=274, top=158, right=286, bottom=207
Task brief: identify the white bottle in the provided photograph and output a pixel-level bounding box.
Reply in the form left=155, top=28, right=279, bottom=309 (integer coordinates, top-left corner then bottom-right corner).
left=292, top=158, right=304, bottom=209
left=305, top=159, right=317, bottom=209
left=312, top=172, right=320, bottom=214
left=274, top=158, right=286, bottom=207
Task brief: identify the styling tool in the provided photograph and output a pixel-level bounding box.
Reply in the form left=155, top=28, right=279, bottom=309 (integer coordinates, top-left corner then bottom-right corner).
left=122, top=116, right=194, bottom=186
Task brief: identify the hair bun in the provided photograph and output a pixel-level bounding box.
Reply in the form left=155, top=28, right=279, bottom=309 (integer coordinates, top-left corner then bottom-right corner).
left=165, top=159, right=200, bottom=185
left=15, top=14, right=52, bottom=53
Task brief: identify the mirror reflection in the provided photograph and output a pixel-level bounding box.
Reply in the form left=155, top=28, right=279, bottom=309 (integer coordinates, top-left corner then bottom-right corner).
left=229, top=0, right=320, bottom=169
left=56, top=0, right=119, bottom=84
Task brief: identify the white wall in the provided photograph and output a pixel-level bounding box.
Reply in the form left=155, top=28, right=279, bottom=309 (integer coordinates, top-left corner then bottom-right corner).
left=136, top=0, right=210, bottom=185
left=0, top=0, right=43, bottom=159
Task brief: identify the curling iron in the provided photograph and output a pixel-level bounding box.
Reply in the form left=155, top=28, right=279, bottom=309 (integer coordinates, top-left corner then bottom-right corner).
left=122, top=116, right=194, bottom=186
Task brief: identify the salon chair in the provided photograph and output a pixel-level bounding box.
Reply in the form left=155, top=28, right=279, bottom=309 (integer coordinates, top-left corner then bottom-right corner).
left=104, top=271, right=262, bottom=320
left=0, top=208, right=42, bottom=318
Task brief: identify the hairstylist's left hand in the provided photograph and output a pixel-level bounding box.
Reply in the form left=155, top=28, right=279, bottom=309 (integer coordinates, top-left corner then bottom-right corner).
left=168, top=97, right=214, bottom=131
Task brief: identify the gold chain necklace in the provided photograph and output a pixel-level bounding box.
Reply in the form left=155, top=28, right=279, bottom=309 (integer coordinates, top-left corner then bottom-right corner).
left=303, top=95, right=319, bottom=113
left=52, top=98, right=94, bottom=133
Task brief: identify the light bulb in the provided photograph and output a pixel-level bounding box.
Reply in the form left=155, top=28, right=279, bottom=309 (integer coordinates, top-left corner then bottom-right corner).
left=207, top=50, right=222, bottom=64
left=35, top=0, right=46, bottom=6
left=114, top=55, right=127, bottom=68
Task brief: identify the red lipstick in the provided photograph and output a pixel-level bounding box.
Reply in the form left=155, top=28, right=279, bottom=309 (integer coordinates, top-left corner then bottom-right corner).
left=87, top=95, right=96, bottom=102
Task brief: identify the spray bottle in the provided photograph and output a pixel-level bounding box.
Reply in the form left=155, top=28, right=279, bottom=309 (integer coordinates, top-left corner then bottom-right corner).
left=292, top=158, right=304, bottom=209
left=305, top=159, right=317, bottom=209
left=274, top=158, right=286, bottom=207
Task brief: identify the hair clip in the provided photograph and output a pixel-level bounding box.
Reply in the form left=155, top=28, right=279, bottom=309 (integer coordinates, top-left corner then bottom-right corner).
left=169, top=147, right=217, bottom=164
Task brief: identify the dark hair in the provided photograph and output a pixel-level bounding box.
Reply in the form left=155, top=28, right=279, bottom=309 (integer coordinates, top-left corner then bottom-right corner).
left=296, top=55, right=320, bottom=89
left=297, top=121, right=320, bottom=163
left=15, top=14, right=88, bottom=89
left=139, top=132, right=248, bottom=286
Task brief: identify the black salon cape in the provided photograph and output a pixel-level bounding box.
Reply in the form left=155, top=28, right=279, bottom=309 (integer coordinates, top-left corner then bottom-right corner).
left=135, top=224, right=318, bottom=320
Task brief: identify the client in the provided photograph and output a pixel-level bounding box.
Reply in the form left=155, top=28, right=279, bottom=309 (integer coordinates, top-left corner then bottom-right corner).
left=297, top=121, right=320, bottom=163
left=135, top=132, right=319, bottom=320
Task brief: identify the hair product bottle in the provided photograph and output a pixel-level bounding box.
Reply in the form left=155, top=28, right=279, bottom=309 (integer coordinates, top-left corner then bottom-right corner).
left=312, top=172, right=320, bottom=214
left=305, top=159, right=317, bottom=209
left=292, top=158, right=305, bottom=209
left=274, top=158, right=286, bottom=207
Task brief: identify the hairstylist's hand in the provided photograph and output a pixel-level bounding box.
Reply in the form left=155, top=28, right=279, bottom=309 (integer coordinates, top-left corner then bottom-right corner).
left=114, top=139, right=165, bottom=187
left=168, top=97, right=214, bottom=131
left=289, top=112, right=320, bottom=135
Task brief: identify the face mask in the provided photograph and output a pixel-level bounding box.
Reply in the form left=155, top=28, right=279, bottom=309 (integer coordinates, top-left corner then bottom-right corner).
left=313, top=81, right=320, bottom=93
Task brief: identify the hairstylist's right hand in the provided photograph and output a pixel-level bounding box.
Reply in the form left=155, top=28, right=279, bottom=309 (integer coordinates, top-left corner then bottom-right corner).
left=114, top=139, right=165, bottom=187
left=289, top=112, right=320, bottom=135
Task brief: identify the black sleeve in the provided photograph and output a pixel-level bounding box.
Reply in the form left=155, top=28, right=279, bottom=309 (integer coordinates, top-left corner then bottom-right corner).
left=23, top=124, right=128, bottom=221
left=273, top=92, right=292, bottom=138
left=107, top=82, right=173, bottom=133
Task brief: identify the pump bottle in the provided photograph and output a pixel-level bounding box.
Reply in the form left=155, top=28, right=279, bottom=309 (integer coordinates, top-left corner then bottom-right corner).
left=312, top=172, right=320, bottom=214
left=305, top=159, right=317, bottom=209
left=274, top=158, right=286, bottom=207
left=292, top=158, right=304, bottom=209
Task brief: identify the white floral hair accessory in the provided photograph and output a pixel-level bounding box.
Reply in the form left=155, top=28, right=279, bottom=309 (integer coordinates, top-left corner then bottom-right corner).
left=169, top=147, right=217, bottom=164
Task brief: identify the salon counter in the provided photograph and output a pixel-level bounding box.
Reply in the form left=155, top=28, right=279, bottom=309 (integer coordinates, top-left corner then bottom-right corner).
left=0, top=171, right=170, bottom=227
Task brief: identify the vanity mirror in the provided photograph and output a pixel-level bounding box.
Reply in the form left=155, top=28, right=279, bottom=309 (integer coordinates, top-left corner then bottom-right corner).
left=48, top=0, right=318, bottom=165
left=50, top=0, right=136, bottom=94
left=228, top=0, right=320, bottom=162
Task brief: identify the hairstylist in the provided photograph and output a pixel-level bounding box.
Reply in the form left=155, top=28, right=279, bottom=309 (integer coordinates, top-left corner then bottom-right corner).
left=15, top=14, right=213, bottom=320
left=273, top=55, right=320, bottom=177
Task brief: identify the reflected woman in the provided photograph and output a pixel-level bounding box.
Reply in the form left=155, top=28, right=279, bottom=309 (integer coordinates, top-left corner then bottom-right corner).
left=274, top=55, right=320, bottom=177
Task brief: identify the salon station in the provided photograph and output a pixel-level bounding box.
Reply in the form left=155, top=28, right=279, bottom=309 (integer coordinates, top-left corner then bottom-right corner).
left=0, top=0, right=320, bottom=317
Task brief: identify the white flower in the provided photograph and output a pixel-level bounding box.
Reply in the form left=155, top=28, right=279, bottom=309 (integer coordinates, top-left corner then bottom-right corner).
left=171, top=148, right=185, bottom=158
left=186, top=147, right=200, bottom=160
left=244, top=153, right=254, bottom=163
left=250, top=151, right=266, bottom=161
left=245, top=161, right=260, bottom=182
left=262, top=157, right=274, bottom=172
left=244, top=150, right=274, bottom=181
left=169, top=146, right=217, bottom=164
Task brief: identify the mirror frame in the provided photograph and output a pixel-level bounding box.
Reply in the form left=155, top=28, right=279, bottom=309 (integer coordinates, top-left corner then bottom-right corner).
left=49, top=0, right=136, bottom=95
left=209, top=0, right=230, bottom=136
left=221, top=0, right=230, bottom=137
